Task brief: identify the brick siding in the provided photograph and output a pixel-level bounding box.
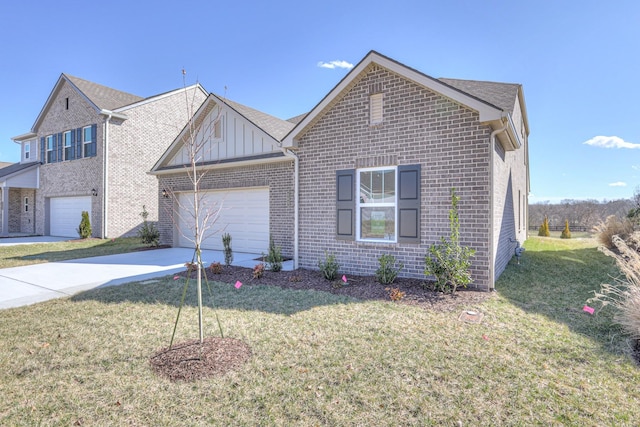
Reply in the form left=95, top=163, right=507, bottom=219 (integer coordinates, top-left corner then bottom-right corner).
left=296, top=64, right=494, bottom=289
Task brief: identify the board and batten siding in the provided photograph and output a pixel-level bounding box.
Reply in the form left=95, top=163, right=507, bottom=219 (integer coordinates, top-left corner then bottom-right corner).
left=166, top=104, right=280, bottom=166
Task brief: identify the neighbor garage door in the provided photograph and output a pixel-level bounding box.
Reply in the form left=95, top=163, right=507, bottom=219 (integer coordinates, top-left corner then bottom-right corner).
left=178, top=188, right=269, bottom=253
left=50, top=196, right=92, bottom=237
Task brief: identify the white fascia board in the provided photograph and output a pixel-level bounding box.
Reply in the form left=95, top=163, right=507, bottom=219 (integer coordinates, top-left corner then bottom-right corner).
left=282, top=51, right=504, bottom=147
left=149, top=155, right=289, bottom=176
left=11, top=132, right=37, bottom=143
left=114, top=84, right=206, bottom=112
left=99, top=109, right=128, bottom=120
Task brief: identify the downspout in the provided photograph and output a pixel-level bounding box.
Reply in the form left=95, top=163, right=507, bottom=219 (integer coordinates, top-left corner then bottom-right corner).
left=102, top=113, right=112, bottom=239
left=280, top=147, right=299, bottom=269
left=488, top=118, right=509, bottom=290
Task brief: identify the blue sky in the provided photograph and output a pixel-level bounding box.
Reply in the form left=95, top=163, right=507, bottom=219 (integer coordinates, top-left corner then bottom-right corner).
left=1, top=0, right=638, bottom=203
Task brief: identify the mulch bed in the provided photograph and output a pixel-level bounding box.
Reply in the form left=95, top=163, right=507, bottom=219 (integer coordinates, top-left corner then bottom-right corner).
left=150, top=264, right=494, bottom=382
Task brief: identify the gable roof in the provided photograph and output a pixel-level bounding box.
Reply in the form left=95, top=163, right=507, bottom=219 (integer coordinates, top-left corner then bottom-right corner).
left=65, top=74, right=144, bottom=111
left=282, top=50, right=521, bottom=149
left=438, top=78, right=520, bottom=114
left=28, top=74, right=144, bottom=133
left=224, top=98, right=295, bottom=141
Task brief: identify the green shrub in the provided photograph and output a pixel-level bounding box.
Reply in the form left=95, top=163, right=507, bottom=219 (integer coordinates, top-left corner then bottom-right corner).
left=265, top=238, right=283, bottom=272
left=538, top=216, right=550, bottom=237
left=77, top=211, right=91, bottom=239
left=375, top=254, right=404, bottom=285
left=560, top=219, right=571, bottom=239
left=222, top=233, right=233, bottom=266
left=318, top=251, right=340, bottom=281
left=137, top=205, right=160, bottom=246
left=424, top=188, right=476, bottom=293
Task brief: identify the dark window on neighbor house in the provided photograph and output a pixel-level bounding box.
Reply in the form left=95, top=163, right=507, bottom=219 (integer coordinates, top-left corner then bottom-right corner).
left=24, top=197, right=29, bottom=212
left=336, top=164, right=421, bottom=243
left=46, top=135, right=54, bottom=163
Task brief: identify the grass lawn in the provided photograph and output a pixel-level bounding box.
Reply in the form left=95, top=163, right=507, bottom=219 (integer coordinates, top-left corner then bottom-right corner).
left=1, top=237, right=639, bottom=425
left=0, top=237, right=145, bottom=269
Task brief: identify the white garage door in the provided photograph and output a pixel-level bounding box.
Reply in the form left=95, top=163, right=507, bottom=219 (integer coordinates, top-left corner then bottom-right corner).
left=178, top=188, right=269, bottom=253
left=50, top=196, right=92, bottom=237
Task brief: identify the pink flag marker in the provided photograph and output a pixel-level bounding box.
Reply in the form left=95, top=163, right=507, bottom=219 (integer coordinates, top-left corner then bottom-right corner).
left=235, top=280, right=243, bottom=289
left=342, top=275, right=347, bottom=283
left=173, top=275, right=180, bottom=280
left=583, top=305, right=595, bottom=315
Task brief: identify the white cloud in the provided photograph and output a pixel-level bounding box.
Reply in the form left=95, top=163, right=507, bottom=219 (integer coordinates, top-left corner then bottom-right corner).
left=609, top=181, right=627, bottom=187
left=583, top=135, right=640, bottom=149
left=632, top=165, right=640, bottom=170
left=317, top=60, right=354, bottom=70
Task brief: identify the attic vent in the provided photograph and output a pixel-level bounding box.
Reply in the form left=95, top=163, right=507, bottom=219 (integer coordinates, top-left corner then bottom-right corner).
left=370, top=93, right=383, bottom=125
left=65, top=97, right=69, bottom=110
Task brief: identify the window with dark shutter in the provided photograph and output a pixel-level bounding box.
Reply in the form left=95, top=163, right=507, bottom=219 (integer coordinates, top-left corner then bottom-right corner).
left=397, top=164, right=421, bottom=243
left=56, top=133, right=63, bottom=162
left=76, top=128, right=83, bottom=158
left=40, top=137, right=45, bottom=163
left=336, top=169, right=356, bottom=240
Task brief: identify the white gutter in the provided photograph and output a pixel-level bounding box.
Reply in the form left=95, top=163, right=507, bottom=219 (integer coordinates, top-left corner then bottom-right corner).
left=280, top=147, right=299, bottom=269
left=488, top=118, right=509, bottom=290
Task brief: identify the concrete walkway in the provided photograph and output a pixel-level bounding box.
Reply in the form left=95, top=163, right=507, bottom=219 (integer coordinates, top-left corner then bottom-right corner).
left=0, top=246, right=292, bottom=309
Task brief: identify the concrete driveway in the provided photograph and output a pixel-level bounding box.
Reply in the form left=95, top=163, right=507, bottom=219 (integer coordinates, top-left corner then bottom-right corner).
left=0, top=246, right=292, bottom=309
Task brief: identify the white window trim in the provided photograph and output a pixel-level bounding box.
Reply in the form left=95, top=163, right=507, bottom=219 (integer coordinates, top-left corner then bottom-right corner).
left=24, top=142, right=30, bottom=160
left=46, top=135, right=54, bottom=163
left=82, top=126, right=92, bottom=157
left=24, top=197, right=29, bottom=212
left=356, top=165, right=398, bottom=243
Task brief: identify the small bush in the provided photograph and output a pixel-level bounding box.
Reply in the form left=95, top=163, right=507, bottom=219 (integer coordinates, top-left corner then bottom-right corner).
left=318, top=251, right=340, bottom=281
left=185, top=262, right=197, bottom=272
left=252, top=263, right=265, bottom=279
left=265, top=238, right=283, bottom=272
left=376, top=254, right=404, bottom=285
left=424, top=188, right=476, bottom=293
left=77, top=211, right=91, bottom=239
left=560, top=219, right=571, bottom=239
left=538, top=216, right=550, bottom=237
left=138, top=205, right=160, bottom=247
left=385, top=287, right=406, bottom=302
left=222, top=233, right=233, bottom=266
left=209, top=262, right=223, bottom=274
left=594, top=215, right=634, bottom=249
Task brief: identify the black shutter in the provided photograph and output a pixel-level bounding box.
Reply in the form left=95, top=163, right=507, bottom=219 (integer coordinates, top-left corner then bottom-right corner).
left=397, top=164, right=421, bottom=243
left=51, top=134, right=57, bottom=162
left=90, top=124, right=97, bottom=157
left=76, top=128, right=83, bottom=158
left=57, top=132, right=63, bottom=162
left=69, top=130, right=76, bottom=160
left=40, top=137, right=45, bottom=163
left=336, top=169, right=356, bottom=240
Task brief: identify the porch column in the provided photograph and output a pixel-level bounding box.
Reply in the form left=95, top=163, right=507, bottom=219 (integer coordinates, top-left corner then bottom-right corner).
left=1, top=186, right=8, bottom=237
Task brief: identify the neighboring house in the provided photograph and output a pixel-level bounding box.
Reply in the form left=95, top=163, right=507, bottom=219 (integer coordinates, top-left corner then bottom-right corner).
left=153, top=50, right=530, bottom=290
left=6, top=74, right=207, bottom=238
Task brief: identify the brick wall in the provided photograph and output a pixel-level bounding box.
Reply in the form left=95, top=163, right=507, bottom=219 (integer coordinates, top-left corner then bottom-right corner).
left=296, top=64, right=493, bottom=289
left=8, top=188, right=21, bottom=233
left=106, top=86, right=207, bottom=237
left=20, top=189, right=35, bottom=233
left=35, top=80, right=103, bottom=236
left=158, top=160, right=295, bottom=257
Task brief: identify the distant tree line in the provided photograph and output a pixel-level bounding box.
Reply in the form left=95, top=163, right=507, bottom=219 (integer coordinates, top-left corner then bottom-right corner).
left=529, top=197, right=635, bottom=230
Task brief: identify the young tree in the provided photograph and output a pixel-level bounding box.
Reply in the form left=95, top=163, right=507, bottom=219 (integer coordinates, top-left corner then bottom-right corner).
left=165, top=71, right=226, bottom=345
left=560, top=219, right=571, bottom=239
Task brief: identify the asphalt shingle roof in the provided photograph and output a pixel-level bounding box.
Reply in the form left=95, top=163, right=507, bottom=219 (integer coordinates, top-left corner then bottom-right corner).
left=438, top=78, right=520, bottom=113
left=222, top=98, right=295, bottom=141
left=65, top=74, right=144, bottom=110
left=0, top=162, right=38, bottom=179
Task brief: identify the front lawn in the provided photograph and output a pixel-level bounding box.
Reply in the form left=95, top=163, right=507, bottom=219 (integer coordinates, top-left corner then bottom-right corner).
left=1, top=237, right=639, bottom=425
left=0, top=237, right=145, bottom=269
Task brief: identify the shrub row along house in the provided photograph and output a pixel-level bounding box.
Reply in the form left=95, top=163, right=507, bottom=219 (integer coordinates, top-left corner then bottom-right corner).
left=2, top=51, right=529, bottom=290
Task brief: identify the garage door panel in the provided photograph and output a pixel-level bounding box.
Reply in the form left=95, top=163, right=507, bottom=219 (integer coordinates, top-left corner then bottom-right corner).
left=178, top=188, right=269, bottom=253
left=50, top=196, right=92, bottom=238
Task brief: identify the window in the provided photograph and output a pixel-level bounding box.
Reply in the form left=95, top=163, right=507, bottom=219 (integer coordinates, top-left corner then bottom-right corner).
left=46, top=135, right=54, bottom=163
left=63, top=131, right=73, bottom=161
left=336, top=164, right=421, bottom=243
left=83, top=125, right=96, bottom=157
left=370, top=93, right=383, bottom=125
left=24, top=197, right=29, bottom=212
left=214, top=119, right=222, bottom=139
left=358, top=167, right=396, bottom=241
left=24, top=142, right=30, bottom=160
